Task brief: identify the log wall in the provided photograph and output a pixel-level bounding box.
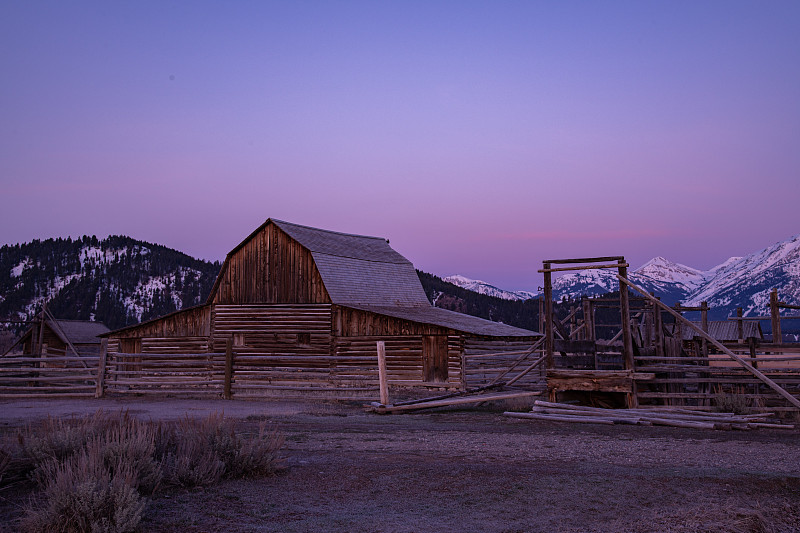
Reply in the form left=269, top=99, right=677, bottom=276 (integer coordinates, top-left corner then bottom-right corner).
left=334, top=335, right=463, bottom=389
left=333, top=306, right=457, bottom=336
left=112, top=305, right=212, bottom=339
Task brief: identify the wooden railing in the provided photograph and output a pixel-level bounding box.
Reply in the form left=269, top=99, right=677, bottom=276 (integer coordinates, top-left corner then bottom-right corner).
left=0, top=345, right=99, bottom=398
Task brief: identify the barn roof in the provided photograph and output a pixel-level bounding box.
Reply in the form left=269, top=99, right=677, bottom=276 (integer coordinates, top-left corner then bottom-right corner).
left=272, top=219, right=431, bottom=307
left=52, top=320, right=111, bottom=344
left=347, top=304, right=539, bottom=338
left=681, top=320, right=762, bottom=341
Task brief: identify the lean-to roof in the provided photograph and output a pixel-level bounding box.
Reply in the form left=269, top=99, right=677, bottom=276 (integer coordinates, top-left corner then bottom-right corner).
left=347, top=304, right=539, bottom=338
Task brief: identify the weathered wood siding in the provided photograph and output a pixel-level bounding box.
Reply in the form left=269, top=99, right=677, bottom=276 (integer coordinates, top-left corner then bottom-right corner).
left=212, top=223, right=330, bottom=305
left=334, top=335, right=463, bottom=389
left=141, top=337, right=209, bottom=354
left=211, top=304, right=332, bottom=354
left=463, top=337, right=545, bottom=390
left=112, top=306, right=212, bottom=339
left=333, top=306, right=456, bottom=336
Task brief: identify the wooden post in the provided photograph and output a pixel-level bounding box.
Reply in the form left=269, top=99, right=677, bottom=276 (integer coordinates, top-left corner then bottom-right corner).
left=538, top=297, right=545, bottom=339
left=36, top=311, right=45, bottom=358
left=643, top=302, right=653, bottom=348
left=770, top=289, right=782, bottom=343
left=377, top=341, right=389, bottom=406
left=582, top=298, right=595, bottom=342
left=737, top=307, right=744, bottom=343
left=569, top=306, right=577, bottom=339
left=543, top=263, right=554, bottom=370
left=618, top=274, right=800, bottom=410
left=618, top=259, right=636, bottom=408
left=95, top=338, right=108, bottom=398
left=223, top=338, right=233, bottom=400
left=653, top=297, right=663, bottom=357
left=700, top=301, right=709, bottom=359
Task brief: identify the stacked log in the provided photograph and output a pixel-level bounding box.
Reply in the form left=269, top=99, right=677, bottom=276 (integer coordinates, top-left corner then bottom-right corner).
left=503, top=400, right=794, bottom=430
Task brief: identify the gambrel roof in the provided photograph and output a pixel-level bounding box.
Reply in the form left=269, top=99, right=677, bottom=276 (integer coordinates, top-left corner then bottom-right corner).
left=271, top=220, right=537, bottom=337
left=272, top=219, right=431, bottom=308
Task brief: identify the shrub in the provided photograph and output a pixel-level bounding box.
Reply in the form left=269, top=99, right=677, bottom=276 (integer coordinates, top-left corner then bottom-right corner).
left=713, top=386, right=763, bottom=415
left=156, top=412, right=284, bottom=487
left=8, top=410, right=283, bottom=531
left=21, top=447, right=146, bottom=533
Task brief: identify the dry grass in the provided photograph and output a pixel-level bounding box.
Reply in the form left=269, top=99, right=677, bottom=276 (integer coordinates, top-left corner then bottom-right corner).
left=1, top=410, right=283, bottom=532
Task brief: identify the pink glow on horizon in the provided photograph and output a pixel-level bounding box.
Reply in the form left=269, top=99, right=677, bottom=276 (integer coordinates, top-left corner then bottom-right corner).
left=1, top=2, right=799, bottom=292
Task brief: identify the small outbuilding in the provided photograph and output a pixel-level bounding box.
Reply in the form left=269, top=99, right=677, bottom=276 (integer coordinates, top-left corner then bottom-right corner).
left=4, top=312, right=109, bottom=357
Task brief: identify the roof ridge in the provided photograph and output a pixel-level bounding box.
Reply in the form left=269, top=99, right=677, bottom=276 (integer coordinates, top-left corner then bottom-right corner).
left=311, top=250, right=411, bottom=265
left=272, top=219, right=387, bottom=242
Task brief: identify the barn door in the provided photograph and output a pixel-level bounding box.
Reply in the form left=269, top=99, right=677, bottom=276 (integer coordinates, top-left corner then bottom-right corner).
left=422, top=335, right=449, bottom=383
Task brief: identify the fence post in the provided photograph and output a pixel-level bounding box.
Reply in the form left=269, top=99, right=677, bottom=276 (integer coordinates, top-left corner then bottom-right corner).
left=223, top=338, right=234, bottom=400
left=377, top=341, right=389, bottom=406
left=95, top=339, right=108, bottom=398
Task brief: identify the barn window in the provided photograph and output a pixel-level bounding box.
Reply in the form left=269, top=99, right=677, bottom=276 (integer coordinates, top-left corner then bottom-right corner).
left=297, top=333, right=311, bottom=346
left=233, top=333, right=246, bottom=347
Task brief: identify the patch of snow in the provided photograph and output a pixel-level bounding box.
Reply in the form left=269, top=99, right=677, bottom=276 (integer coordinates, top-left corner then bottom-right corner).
left=10, top=259, right=30, bottom=277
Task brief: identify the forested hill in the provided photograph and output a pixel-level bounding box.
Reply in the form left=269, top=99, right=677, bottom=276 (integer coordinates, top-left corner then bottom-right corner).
left=417, top=271, right=541, bottom=332
left=0, top=236, right=220, bottom=331
left=0, top=236, right=543, bottom=340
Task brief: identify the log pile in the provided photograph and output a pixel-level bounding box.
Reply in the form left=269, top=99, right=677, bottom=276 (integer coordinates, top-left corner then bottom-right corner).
left=503, top=400, right=794, bottom=430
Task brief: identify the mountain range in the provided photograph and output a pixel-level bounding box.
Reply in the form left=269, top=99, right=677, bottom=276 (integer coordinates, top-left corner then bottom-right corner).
left=2, top=232, right=799, bottom=349
left=446, top=233, right=800, bottom=321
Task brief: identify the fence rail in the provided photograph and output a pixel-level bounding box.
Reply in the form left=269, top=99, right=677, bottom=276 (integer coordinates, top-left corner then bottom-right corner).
left=0, top=347, right=100, bottom=398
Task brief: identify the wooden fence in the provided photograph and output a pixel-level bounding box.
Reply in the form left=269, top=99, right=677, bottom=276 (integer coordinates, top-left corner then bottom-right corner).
left=634, top=342, right=800, bottom=411
left=0, top=345, right=99, bottom=398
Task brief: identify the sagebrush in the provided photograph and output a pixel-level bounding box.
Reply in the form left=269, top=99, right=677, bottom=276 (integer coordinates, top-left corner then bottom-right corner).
left=2, top=410, right=283, bottom=532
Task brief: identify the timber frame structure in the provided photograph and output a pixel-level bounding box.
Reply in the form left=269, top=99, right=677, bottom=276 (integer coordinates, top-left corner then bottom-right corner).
left=540, top=257, right=800, bottom=413
left=92, top=219, right=541, bottom=400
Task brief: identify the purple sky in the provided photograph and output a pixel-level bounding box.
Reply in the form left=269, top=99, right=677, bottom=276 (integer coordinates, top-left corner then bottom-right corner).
left=2, top=1, right=799, bottom=291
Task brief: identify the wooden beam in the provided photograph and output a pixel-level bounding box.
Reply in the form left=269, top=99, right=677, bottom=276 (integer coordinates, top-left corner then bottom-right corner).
left=538, top=263, right=628, bottom=273
left=543, top=256, right=625, bottom=264
left=617, top=274, right=800, bottom=410
left=543, top=262, right=554, bottom=370
left=95, top=339, right=108, bottom=398
left=223, top=338, right=233, bottom=400
left=377, top=341, right=389, bottom=406
left=373, top=390, right=543, bottom=413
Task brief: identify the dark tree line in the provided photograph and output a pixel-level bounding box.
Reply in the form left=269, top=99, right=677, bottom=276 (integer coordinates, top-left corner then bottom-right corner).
left=0, top=236, right=221, bottom=331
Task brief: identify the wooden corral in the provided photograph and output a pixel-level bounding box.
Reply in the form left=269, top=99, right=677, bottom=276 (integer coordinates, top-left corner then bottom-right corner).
left=540, top=261, right=800, bottom=413
left=97, top=219, right=541, bottom=400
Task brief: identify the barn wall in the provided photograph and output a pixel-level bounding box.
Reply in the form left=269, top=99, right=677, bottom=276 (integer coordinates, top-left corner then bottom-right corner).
left=334, top=334, right=463, bottom=389
left=212, top=223, right=330, bottom=305
left=112, top=305, right=212, bottom=339
left=333, top=306, right=456, bottom=336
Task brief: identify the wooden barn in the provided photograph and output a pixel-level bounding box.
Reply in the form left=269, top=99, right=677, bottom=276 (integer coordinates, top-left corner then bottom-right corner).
left=101, top=219, right=540, bottom=398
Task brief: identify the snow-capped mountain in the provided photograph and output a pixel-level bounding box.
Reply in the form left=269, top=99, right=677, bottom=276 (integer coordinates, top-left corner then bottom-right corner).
left=683, top=234, right=800, bottom=318
left=443, top=275, right=538, bottom=301
left=448, top=233, right=800, bottom=320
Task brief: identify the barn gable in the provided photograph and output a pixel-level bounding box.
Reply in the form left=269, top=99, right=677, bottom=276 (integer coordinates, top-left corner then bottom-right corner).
left=208, top=219, right=431, bottom=308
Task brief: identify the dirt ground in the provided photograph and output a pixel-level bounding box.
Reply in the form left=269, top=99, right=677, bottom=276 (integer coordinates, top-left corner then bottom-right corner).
left=1, top=397, right=799, bottom=532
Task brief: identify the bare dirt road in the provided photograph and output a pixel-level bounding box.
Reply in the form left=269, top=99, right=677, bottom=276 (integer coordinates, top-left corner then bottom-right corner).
left=2, top=398, right=799, bottom=532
